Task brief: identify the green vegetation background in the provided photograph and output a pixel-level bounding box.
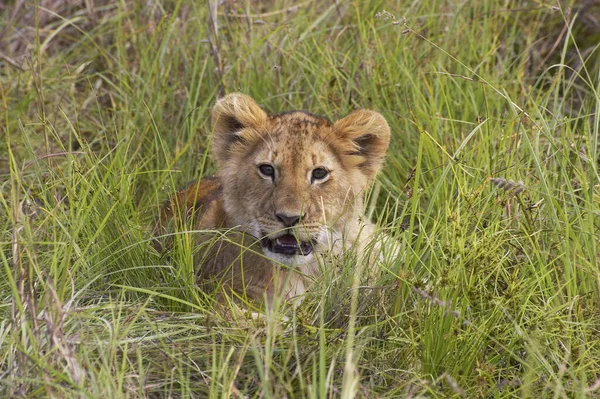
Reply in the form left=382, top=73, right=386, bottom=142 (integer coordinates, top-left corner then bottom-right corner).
left=1, top=0, right=599, bottom=397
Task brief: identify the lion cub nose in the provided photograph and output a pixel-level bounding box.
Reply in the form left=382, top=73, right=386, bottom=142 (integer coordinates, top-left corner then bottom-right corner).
left=275, top=212, right=303, bottom=227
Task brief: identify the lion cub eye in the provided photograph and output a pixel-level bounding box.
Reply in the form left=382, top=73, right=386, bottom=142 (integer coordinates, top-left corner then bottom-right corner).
left=258, top=164, right=275, bottom=180
left=311, top=167, right=329, bottom=183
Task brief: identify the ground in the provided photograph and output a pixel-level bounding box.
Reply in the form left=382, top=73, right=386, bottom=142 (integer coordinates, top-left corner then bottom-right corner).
left=1, top=0, right=599, bottom=397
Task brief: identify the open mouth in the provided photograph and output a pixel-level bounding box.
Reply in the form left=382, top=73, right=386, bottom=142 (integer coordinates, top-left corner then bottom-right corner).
left=260, top=233, right=315, bottom=256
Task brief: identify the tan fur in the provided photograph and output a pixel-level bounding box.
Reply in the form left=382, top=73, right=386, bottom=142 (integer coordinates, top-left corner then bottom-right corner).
left=157, top=93, right=391, bottom=303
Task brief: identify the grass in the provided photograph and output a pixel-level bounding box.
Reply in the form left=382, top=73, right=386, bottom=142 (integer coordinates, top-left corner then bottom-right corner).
left=1, top=0, right=599, bottom=397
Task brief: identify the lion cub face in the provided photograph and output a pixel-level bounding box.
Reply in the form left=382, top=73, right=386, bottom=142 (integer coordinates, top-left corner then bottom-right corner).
left=211, top=94, right=390, bottom=266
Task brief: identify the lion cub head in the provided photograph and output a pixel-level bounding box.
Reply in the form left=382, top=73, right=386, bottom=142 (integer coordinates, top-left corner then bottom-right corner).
left=211, top=93, right=390, bottom=266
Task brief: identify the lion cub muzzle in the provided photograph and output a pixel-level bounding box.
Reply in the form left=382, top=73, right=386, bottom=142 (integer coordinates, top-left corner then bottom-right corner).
left=260, top=211, right=318, bottom=257
left=260, top=233, right=316, bottom=256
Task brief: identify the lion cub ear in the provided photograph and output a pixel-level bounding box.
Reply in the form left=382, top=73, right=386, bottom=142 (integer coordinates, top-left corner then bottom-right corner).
left=333, top=109, right=391, bottom=181
left=211, top=93, right=268, bottom=164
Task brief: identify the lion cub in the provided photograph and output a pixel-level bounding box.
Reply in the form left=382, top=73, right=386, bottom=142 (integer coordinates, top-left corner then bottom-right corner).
left=157, top=93, right=391, bottom=303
